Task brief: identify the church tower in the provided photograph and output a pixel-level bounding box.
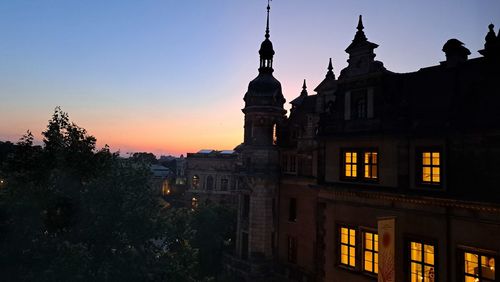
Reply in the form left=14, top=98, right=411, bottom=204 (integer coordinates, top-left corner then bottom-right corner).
left=231, top=2, right=286, bottom=280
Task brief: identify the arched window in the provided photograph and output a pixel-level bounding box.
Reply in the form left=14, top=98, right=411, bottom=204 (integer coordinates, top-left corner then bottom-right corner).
left=206, top=175, right=214, bottom=190
left=191, top=197, right=198, bottom=209
left=192, top=175, right=199, bottom=189
left=355, top=98, right=367, bottom=119
left=272, top=124, right=278, bottom=145
left=221, top=177, right=229, bottom=191
left=162, top=180, right=170, bottom=196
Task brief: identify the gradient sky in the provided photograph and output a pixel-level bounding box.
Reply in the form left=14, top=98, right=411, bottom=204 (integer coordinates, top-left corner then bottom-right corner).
left=1, top=0, right=499, bottom=156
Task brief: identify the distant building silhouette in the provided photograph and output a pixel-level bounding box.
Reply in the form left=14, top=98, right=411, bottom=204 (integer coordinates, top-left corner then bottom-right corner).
left=191, top=4, right=500, bottom=281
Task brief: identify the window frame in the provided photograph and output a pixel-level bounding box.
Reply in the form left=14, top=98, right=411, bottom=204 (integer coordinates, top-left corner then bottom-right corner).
left=206, top=175, right=214, bottom=190
left=405, top=238, right=437, bottom=282
left=220, top=177, right=229, bottom=191
left=341, top=148, right=379, bottom=182
left=338, top=225, right=358, bottom=270
left=191, top=175, right=200, bottom=190
left=459, top=246, right=498, bottom=282
left=416, top=147, right=443, bottom=189
left=361, top=229, right=379, bottom=276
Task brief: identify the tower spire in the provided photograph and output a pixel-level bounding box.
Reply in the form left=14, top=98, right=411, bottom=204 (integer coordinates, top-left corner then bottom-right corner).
left=357, top=15, right=364, bottom=31
left=258, top=0, right=275, bottom=73
left=265, top=0, right=271, bottom=39
left=301, top=79, right=308, bottom=96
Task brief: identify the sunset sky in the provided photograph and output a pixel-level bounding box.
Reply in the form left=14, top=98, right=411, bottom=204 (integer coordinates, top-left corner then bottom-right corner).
left=1, top=0, right=499, bottom=156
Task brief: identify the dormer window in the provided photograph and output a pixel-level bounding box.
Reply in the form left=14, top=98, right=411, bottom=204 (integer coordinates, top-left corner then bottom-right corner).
left=344, top=88, right=373, bottom=120
left=352, top=90, right=368, bottom=119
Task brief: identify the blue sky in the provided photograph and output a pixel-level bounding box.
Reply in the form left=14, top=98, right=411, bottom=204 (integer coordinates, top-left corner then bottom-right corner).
left=1, top=0, right=499, bottom=155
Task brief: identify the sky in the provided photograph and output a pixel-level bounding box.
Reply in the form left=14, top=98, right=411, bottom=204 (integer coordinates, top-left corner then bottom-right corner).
left=1, top=0, right=499, bottom=156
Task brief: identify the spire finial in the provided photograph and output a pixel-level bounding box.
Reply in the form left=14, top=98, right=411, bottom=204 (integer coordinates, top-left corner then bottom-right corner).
left=328, top=58, right=333, bottom=71
left=357, top=15, right=364, bottom=31
left=300, top=79, right=308, bottom=96
left=265, top=0, right=271, bottom=39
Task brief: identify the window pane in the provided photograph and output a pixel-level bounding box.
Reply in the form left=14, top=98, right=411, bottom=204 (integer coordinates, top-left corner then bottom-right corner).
left=374, top=253, right=379, bottom=273
left=349, top=246, right=356, bottom=266
left=372, top=152, right=377, bottom=164
left=352, top=153, right=357, bottom=163
left=350, top=230, right=356, bottom=245
left=364, top=251, right=373, bottom=272
left=346, top=165, right=352, bottom=177
left=423, top=152, right=431, bottom=165
left=465, top=252, right=479, bottom=275
left=364, top=165, right=370, bottom=178
left=346, top=152, right=351, bottom=163
left=424, top=244, right=435, bottom=265
left=365, top=153, right=370, bottom=164
left=424, top=266, right=435, bottom=282
left=411, top=242, right=422, bottom=261
left=365, top=233, right=373, bottom=250
left=423, top=167, right=431, bottom=182
left=411, top=262, right=423, bottom=281
left=352, top=165, right=357, bottom=177
left=432, top=152, right=440, bottom=165
left=372, top=165, right=377, bottom=179
left=374, top=234, right=379, bottom=252
left=341, top=228, right=348, bottom=244
left=482, top=256, right=495, bottom=280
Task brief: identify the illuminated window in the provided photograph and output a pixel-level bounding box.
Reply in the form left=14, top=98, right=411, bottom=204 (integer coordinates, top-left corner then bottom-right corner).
left=340, top=227, right=356, bottom=268
left=273, top=124, right=278, bottom=145
left=363, top=232, right=378, bottom=274
left=421, top=151, right=441, bottom=185
left=364, top=152, right=378, bottom=179
left=221, top=178, right=229, bottom=191
left=343, top=149, right=378, bottom=181
left=464, top=251, right=496, bottom=282
left=344, top=152, right=358, bottom=178
left=192, top=175, right=199, bottom=189
left=409, top=241, right=435, bottom=282
left=288, top=236, right=297, bottom=263
left=162, top=180, right=170, bottom=196
left=206, top=175, right=214, bottom=190
left=191, top=197, right=198, bottom=209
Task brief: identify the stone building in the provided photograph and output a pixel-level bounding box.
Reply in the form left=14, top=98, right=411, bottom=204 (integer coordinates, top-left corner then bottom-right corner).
left=219, top=4, right=500, bottom=282
left=184, top=149, right=239, bottom=208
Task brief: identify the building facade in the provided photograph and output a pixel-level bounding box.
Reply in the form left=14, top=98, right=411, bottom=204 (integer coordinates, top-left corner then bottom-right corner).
left=212, top=6, right=500, bottom=282
left=184, top=149, right=239, bottom=209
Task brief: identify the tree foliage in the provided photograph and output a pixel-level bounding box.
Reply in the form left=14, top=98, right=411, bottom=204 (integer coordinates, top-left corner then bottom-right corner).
left=0, top=108, right=229, bottom=282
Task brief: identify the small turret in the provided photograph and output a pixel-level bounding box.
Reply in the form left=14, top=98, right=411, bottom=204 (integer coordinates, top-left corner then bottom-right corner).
left=442, top=39, right=470, bottom=67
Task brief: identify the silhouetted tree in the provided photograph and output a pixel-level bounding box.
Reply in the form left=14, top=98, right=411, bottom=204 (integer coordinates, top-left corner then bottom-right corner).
left=130, top=152, right=158, bottom=164
left=0, top=108, right=210, bottom=282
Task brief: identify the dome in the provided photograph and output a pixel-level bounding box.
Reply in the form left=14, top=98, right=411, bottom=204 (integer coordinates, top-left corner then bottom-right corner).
left=244, top=72, right=285, bottom=107
left=259, top=39, right=275, bottom=59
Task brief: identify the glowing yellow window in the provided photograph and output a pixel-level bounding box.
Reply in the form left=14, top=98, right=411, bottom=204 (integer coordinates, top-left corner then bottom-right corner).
left=464, top=251, right=496, bottom=281
left=410, top=241, right=435, bottom=282
left=344, top=152, right=357, bottom=178
left=364, top=152, right=378, bottom=179
left=422, top=152, right=441, bottom=184
left=340, top=227, right=356, bottom=267
left=363, top=232, right=378, bottom=274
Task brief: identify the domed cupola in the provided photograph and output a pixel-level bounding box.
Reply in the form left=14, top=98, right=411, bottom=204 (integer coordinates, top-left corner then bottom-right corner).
left=243, top=2, right=286, bottom=110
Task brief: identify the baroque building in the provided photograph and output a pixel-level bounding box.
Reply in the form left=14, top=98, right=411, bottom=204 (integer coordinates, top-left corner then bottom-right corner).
left=187, top=3, right=500, bottom=282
